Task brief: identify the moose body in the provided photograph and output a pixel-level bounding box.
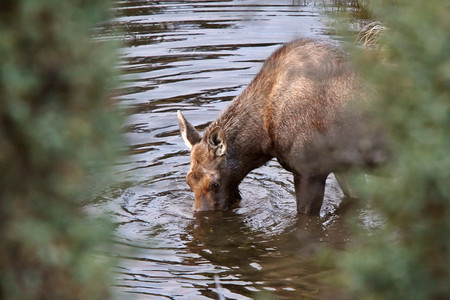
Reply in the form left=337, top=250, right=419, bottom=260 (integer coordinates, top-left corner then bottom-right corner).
left=178, top=38, right=385, bottom=215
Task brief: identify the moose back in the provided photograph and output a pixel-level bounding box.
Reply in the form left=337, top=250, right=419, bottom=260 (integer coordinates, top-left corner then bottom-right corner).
left=178, top=38, right=386, bottom=215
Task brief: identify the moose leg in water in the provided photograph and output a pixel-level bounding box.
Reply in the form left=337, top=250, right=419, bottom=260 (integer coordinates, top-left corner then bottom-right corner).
left=178, top=38, right=386, bottom=215
left=294, top=173, right=328, bottom=215
left=334, top=172, right=360, bottom=199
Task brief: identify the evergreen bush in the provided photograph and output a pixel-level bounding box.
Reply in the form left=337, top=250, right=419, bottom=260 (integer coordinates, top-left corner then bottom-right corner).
left=341, top=0, right=449, bottom=298
left=0, top=0, right=120, bottom=298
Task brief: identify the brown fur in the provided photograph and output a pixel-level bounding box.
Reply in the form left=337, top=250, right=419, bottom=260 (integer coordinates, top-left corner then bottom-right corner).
left=178, top=38, right=386, bottom=215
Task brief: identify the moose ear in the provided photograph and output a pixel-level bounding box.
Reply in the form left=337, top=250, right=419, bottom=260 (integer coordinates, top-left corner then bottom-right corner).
left=207, top=126, right=227, bottom=157
left=178, top=111, right=201, bottom=150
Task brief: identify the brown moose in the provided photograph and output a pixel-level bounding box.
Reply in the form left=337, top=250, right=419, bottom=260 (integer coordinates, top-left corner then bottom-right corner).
left=178, top=38, right=386, bottom=215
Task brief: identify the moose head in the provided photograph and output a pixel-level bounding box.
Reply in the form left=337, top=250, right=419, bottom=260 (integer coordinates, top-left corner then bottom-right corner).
left=178, top=111, right=241, bottom=211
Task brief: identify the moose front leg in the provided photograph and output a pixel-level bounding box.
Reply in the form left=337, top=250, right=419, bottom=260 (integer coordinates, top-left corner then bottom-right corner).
left=294, top=173, right=328, bottom=215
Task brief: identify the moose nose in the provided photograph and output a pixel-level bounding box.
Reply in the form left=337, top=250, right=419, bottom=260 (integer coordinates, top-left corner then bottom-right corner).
left=193, top=197, right=216, bottom=212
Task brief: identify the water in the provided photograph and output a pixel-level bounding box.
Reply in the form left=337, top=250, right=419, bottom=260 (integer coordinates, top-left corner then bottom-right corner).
left=94, top=1, right=362, bottom=299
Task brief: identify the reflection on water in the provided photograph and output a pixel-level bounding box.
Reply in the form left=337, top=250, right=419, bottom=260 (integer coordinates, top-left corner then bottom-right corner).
left=183, top=209, right=353, bottom=299
left=91, top=0, right=371, bottom=299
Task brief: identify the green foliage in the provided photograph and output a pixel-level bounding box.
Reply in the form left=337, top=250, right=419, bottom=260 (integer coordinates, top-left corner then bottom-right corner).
left=323, top=0, right=374, bottom=25
left=340, top=0, right=450, bottom=298
left=0, top=0, right=121, bottom=299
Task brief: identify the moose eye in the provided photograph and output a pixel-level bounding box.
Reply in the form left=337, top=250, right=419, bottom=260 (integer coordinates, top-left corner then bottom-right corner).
left=209, top=182, right=219, bottom=193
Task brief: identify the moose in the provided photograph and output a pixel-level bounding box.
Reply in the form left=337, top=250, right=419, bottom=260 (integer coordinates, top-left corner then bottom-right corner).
left=178, top=38, right=386, bottom=215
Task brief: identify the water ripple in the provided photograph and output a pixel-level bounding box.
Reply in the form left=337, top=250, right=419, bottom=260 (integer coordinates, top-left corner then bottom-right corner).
left=94, top=1, right=356, bottom=299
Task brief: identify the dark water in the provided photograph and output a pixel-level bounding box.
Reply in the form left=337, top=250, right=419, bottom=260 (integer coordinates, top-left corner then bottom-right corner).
left=92, top=1, right=372, bottom=299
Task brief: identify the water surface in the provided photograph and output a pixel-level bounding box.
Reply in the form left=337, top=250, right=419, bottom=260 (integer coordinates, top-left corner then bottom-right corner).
left=94, top=1, right=363, bottom=299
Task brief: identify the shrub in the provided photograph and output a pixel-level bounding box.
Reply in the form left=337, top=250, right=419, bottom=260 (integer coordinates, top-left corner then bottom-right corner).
left=0, top=0, right=121, bottom=298
left=341, top=0, right=449, bottom=298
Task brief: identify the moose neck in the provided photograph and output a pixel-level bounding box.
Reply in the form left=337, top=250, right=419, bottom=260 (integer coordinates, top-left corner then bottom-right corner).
left=212, top=85, right=273, bottom=184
